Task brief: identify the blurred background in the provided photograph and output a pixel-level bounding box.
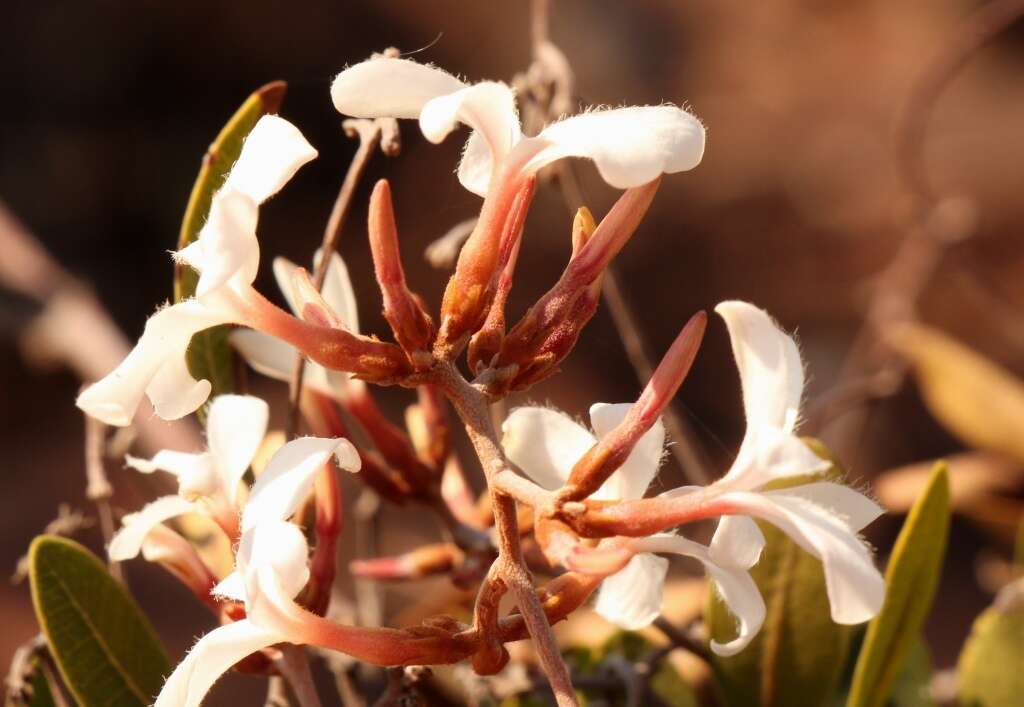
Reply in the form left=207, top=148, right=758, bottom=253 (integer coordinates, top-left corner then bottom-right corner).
left=2, top=0, right=1023, bottom=702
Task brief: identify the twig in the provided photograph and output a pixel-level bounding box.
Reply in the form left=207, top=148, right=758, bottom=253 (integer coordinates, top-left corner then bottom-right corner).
left=652, top=615, right=711, bottom=663
left=288, top=116, right=397, bottom=436
left=435, top=363, right=578, bottom=707
left=84, top=415, right=122, bottom=583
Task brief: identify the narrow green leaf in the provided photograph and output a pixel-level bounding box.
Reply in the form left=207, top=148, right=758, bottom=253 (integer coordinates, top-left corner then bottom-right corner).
left=957, top=581, right=1024, bottom=707
left=174, top=81, right=287, bottom=405
left=5, top=654, right=59, bottom=707
left=846, top=463, right=950, bottom=707
left=706, top=440, right=854, bottom=707
left=28, top=536, right=170, bottom=707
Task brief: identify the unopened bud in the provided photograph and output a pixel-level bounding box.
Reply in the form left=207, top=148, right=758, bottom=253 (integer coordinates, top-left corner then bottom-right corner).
left=350, top=542, right=463, bottom=580
left=483, top=184, right=658, bottom=393
left=562, top=310, right=707, bottom=501
left=342, top=379, right=436, bottom=490
left=368, top=180, right=436, bottom=364
left=435, top=177, right=536, bottom=358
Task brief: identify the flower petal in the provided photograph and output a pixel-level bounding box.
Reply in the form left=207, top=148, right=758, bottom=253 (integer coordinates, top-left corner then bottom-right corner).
left=331, top=57, right=466, bottom=120
left=514, top=105, right=705, bottom=189
left=726, top=426, right=830, bottom=491
left=242, top=437, right=359, bottom=532
left=236, top=520, right=311, bottom=600
left=767, top=482, right=884, bottom=532
left=457, top=129, right=495, bottom=197
left=501, top=407, right=596, bottom=490
left=588, top=402, right=665, bottom=501
left=224, top=115, right=318, bottom=205
left=318, top=251, right=360, bottom=334
left=153, top=619, right=284, bottom=707
left=76, top=300, right=235, bottom=426
left=229, top=330, right=343, bottom=400
left=206, top=395, right=269, bottom=505
left=709, top=515, right=766, bottom=570
left=420, top=82, right=521, bottom=196
left=594, top=553, right=668, bottom=630
left=108, top=495, right=197, bottom=561
left=179, top=189, right=260, bottom=298
left=635, top=534, right=766, bottom=656
left=722, top=490, right=885, bottom=624
left=716, top=300, right=804, bottom=435
left=126, top=450, right=221, bottom=500
left=212, top=570, right=246, bottom=602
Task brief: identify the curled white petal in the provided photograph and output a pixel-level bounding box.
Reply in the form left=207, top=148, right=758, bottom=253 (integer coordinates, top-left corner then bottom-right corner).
left=515, top=105, right=705, bottom=189
left=588, top=402, right=665, bottom=501
left=178, top=190, right=260, bottom=298
left=331, top=57, right=466, bottom=120
left=716, top=300, right=804, bottom=436
left=153, top=619, right=284, bottom=707
left=421, top=82, right=521, bottom=197
left=224, top=115, right=318, bottom=205
left=212, top=570, right=246, bottom=603
left=317, top=251, right=360, bottom=334
left=722, top=490, right=885, bottom=624
left=108, top=495, right=197, bottom=561
left=709, top=515, right=766, bottom=570
left=635, top=534, right=766, bottom=656
left=242, top=437, right=360, bottom=531
left=236, top=521, right=310, bottom=600
left=206, top=395, right=269, bottom=505
left=501, top=407, right=596, bottom=490
left=76, top=299, right=236, bottom=426
left=126, top=450, right=221, bottom=500
left=594, top=553, right=668, bottom=630
left=767, top=482, right=884, bottom=532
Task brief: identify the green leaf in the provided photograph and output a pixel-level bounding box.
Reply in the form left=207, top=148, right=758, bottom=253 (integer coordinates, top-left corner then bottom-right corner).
left=28, top=536, right=170, bottom=707
left=846, top=462, right=950, bottom=707
left=174, top=81, right=287, bottom=406
left=957, top=582, right=1024, bottom=707
left=5, top=654, right=59, bottom=707
left=706, top=441, right=854, bottom=707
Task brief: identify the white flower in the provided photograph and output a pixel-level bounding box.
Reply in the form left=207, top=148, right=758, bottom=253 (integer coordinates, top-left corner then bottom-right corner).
left=500, top=301, right=886, bottom=656
left=107, top=395, right=360, bottom=707
left=76, top=116, right=318, bottom=426
left=230, top=251, right=359, bottom=400
left=501, top=402, right=765, bottom=656
left=692, top=301, right=887, bottom=626
left=331, top=56, right=705, bottom=198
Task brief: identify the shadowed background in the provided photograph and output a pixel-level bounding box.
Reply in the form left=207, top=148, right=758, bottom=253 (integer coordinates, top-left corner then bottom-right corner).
left=2, top=0, right=1022, bottom=701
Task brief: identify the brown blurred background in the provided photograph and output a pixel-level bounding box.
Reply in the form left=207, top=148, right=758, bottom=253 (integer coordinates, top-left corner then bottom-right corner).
left=3, top=0, right=1023, bottom=699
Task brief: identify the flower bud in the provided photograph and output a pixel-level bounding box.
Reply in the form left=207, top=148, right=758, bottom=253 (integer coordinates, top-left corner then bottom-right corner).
left=483, top=181, right=659, bottom=394
left=368, top=180, right=436, bottom=364
left=434, top=177, right=536, bottom=358
left=561, top=311, right=706, bottom=502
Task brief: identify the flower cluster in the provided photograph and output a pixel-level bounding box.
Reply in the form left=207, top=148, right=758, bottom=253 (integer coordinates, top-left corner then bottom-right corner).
left=75, top=52, right=885, bottom=705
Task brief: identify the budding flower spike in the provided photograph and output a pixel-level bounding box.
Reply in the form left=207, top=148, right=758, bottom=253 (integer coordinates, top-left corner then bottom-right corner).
left=502, top=302, right=885, bottom=656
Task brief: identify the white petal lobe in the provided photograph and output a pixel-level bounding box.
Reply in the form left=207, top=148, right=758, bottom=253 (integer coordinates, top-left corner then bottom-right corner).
left=594, top=553, right=668, bottom=630
left=331, top=57, right=466, bottom=120
left=501, top=407, right=596, bottom=490
left=108, top=495, right=197, bottom=561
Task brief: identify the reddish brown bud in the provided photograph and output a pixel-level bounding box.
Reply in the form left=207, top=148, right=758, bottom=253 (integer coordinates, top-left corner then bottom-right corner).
left=350, top=543, right=463, bottom=580
left=342, top=379, right=435, bottom=490
left=249, top=291, right=411, bottom=384
left=562, top=310, right=707, bottom=501
left=368, top=180, right=436, bottom=364
left=435, top=177, right=536, bottom=358
left=483, top=183, right=659, bottom=393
